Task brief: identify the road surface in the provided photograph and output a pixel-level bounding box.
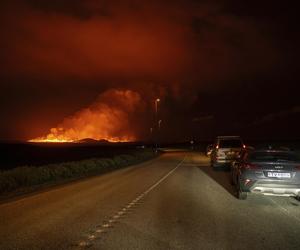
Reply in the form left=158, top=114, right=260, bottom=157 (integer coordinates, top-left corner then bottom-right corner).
left=1, top=150, right=300, bottom=250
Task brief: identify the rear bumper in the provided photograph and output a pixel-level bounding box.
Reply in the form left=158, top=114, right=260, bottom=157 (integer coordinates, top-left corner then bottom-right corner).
left=242, top=181, right=300, bottom=197
left=251, top=184, right=300, bottom=197
left=214, top=160, right=231, bottom=165
left=212, top=157, right=235, bottom=164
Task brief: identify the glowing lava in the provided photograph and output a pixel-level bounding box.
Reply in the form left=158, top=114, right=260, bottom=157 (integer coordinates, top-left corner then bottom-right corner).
left=29, top=138, right=72, bottom=143
left=29, top=89, right=141, bottom=143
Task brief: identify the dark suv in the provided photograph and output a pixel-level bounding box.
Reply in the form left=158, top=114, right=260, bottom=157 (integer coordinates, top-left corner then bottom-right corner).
left=231, top=148, right=300, bottom=200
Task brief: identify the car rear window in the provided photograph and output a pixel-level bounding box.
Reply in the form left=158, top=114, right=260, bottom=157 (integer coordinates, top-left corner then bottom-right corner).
left=219, top=139, right=242, bottom=148
left=248, top=152, right=300, bottom=162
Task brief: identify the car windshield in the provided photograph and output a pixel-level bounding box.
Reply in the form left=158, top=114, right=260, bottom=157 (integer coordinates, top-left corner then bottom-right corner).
left=219, top=139, right=242, bottom=148
left=248, top=151, right=300, bottom=162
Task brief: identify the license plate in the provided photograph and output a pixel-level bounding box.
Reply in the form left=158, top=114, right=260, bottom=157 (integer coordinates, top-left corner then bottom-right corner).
left=267, top=172, right=291, bottom=178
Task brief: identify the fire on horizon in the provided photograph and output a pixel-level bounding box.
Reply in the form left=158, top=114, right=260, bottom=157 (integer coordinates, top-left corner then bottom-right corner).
left=28, top=89, right=140, bottom=143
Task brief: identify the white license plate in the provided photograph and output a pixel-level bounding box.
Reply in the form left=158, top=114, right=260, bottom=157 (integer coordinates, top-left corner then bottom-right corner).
left=267, top=172, right=291, bottom=178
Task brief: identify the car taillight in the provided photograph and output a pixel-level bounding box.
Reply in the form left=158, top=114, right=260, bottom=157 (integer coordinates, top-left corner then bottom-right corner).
left=242, top=163, right=260, bottom=170
left=244, top=179, right=252, bottom=186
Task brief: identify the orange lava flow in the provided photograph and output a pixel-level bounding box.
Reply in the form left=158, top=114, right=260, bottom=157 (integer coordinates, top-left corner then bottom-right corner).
left=28, top=136, right=132, bottom=143
left=28, top=138, right=72, bottom=143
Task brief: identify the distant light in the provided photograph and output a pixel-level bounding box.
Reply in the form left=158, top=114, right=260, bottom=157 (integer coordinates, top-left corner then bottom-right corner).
left=156, top=98, right=160, bottom=102
left=243, top=144, right=246, bottom=149
left=216, top=145, right=219, bottom=149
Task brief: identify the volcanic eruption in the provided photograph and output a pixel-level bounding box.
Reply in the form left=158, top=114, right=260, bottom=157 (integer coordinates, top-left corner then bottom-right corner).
left=29, top=89, right=143, bottom=143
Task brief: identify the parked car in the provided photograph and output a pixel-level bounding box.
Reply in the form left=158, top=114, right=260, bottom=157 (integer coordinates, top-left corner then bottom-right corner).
left=210, top=136, right=245, bottom=168
left=231, top=148, right=300, bottom=200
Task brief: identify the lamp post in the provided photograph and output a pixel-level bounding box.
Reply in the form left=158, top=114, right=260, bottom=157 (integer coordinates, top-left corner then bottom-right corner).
left=154, top=98, right=160, bottom=152
left=158, top=119, right=162, bottom=130
left=155, top=98, right=160, bottom=116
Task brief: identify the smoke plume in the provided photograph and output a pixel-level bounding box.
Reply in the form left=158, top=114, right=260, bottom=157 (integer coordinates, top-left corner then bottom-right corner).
left=30, top=89, right=144, bottom=142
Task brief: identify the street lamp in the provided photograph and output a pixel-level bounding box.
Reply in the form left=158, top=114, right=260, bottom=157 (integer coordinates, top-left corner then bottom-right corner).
left=154, top=98, right=160, bottom=152
left=155, top=98, right=160, bottom=115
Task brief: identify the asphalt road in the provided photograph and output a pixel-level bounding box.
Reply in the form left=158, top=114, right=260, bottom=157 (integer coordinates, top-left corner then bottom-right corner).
left=1, top=150, right=300, bottom=250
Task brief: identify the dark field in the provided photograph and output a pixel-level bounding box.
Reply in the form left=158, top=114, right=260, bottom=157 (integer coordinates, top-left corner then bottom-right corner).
left=0, top=142, right=154, bottom=170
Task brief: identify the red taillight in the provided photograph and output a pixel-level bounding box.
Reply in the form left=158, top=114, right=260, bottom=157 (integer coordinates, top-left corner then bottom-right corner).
left=243, top=163, right=260, bottom=170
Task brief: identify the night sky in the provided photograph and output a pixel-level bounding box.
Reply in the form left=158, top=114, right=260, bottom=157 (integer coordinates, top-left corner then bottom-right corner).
left=0, top=0, right=299, bottom=142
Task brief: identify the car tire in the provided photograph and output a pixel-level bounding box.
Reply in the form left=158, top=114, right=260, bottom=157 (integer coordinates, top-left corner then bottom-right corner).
left=236, top=179, right=247, bottom=200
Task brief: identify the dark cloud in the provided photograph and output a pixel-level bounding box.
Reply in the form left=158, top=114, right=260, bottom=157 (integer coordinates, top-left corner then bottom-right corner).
left=1, top=1, right=194, bottom=83
left=1, top=0, right=280, bottom=84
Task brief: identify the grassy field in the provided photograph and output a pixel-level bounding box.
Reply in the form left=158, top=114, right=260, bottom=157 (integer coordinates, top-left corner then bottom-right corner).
left=0, top=149, right=157, bottom=196
left=0, top=142, right=156, bottom=170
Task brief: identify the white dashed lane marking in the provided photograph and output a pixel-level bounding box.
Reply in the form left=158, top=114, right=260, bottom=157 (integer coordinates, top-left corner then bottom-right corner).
left=76, top=155, right=187, bottom=249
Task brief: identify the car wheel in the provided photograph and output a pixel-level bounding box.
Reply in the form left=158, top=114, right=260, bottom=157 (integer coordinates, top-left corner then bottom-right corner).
left=236, top=179, right=247, bottom=200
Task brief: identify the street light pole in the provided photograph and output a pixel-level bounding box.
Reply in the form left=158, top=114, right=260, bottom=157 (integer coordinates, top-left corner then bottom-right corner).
left=158, top=119, right=162, bottom=130
left=154, top=98, right=160, bottom=152
left=155, top=98, right=160, bottom=116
